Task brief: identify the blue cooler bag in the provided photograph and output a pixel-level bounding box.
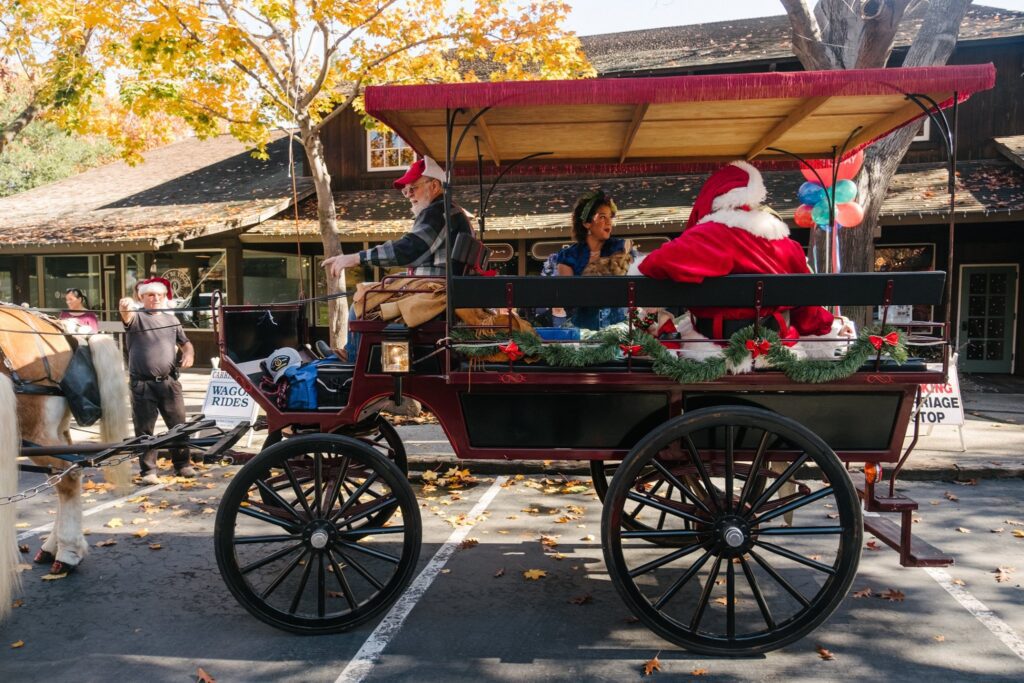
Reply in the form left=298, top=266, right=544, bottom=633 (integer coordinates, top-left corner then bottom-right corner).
left=283, top=363, right=319, bottom=410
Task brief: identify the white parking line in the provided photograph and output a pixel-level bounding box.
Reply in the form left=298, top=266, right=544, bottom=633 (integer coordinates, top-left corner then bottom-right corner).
left=924, top=567, right=1024, bottom=661
left=335, top=475, right=508, bottom=683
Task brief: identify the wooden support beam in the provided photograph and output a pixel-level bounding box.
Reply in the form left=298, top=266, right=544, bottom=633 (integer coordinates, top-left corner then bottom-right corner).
left=618, top=103, right=649, bottom=163
left=473, top=112, right=501, bottom=166
left=746, top=96, right=831, bottom=160
left=845, top=98, right=947, bottom=155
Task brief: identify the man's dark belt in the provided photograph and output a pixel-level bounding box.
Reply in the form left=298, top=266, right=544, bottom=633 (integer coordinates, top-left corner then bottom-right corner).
left=695, top=315, right=781, bottom=340
left=131, top=369, right=179, bottom=383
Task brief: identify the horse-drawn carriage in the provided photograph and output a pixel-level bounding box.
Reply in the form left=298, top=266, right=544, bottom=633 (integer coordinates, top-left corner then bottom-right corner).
left=4, top=63, right=995, bottom=656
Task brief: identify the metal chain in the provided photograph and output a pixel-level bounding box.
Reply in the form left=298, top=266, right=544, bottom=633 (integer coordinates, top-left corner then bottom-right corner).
left=0, top=464, right=80, bottom=506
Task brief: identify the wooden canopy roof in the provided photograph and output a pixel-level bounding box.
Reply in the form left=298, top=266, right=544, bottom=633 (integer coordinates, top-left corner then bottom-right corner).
left=365, top=65, right=995, bottom=166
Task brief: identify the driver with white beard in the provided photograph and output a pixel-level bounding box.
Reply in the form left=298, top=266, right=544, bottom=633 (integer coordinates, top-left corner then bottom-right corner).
left=322, top=156, right=473, bottom=279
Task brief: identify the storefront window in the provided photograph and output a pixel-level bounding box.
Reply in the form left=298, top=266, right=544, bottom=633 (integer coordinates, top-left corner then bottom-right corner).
left=243, top=249, right=309, bottom=308
left=153, top=250, right=228, bottom=329
left=874, top=244, right=936, bottom=323
left=41, top=255, right=101, bottom=314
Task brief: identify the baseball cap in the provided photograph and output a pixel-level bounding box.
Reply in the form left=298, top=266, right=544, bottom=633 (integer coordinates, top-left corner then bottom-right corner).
left=264, top=347, right=302, bottom=383
left=393, top=156, right=446, bottom=189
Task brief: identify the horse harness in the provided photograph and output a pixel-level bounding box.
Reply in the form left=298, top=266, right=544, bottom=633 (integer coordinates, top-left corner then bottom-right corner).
left=0, top=306, right=71, bottom=397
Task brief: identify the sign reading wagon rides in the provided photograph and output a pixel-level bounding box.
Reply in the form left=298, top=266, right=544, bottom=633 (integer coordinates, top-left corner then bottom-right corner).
left=202, top=369, right=260, bottom=430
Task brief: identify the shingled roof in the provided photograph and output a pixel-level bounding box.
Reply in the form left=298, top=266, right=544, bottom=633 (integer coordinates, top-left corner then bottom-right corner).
left=245, top=160, right=1024, bottom=244
left=580, top=4, right=1024, bottom=75
left=0, top=133, right=313, bottom=253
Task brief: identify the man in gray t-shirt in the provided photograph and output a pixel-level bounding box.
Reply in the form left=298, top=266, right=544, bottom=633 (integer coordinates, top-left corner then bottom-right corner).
left=120, top=277, right=195, bottom=484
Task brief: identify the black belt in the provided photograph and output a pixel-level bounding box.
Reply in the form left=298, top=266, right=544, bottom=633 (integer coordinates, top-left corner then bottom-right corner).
left=131, top=370, right=178, bottom=383
left=695, top=315, right=781, bottom=340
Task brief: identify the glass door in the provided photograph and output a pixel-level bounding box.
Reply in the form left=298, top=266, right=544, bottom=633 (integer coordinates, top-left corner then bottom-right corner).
left=958, top=265, right=1018, bottom=373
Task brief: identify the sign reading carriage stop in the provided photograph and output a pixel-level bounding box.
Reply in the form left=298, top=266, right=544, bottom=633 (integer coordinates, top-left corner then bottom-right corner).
left=202, top=369, right=260, bottom=442
left=918, top=363, right=965, bottom=426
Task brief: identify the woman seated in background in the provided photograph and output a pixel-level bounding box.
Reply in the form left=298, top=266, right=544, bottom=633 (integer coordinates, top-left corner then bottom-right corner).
left=59, top=288, right=99, bottom=335
left=553, top=189, right=632, bottom=330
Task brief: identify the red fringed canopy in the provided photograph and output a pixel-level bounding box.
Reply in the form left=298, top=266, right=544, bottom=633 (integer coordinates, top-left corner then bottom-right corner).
left=364, top=64, right=995, bottom=167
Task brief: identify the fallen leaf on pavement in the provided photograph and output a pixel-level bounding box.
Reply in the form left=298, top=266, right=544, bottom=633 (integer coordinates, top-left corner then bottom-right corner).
left=132, top=529, right=149, bottom=539
left=816, top=646, right=835, bottom=660
left=944, top=492, right=959, bottom=502
left=12, top=599, right=24, bottom=608
left=459, top=538, right=479, bottom=550
left=955, top=527, right=971, bottom=534
left=691, top=668, right=708, bottom=676
left=879, top=589, right=905, bottom=602
left=934, top=635, right=946, bottom=642
left=569, top=594, right=593, bottom=605
left=10, top=640, right=24, bottom=648
left=865, top=540, right=881, bottom=551
left=991, top=528, right=1005, bottom=534
left=41, top=573, right=68, bottom=581
left=1013, top=530, right=1024, bottom=539
left=581, top=534, right=595, bottom=542
left=15, top=563, right=32, bottom=573
left=15, top=523, right=29, bottom=529
left=523, top=569, right=546, bottom=580
left=95, top=539, right=117, bottom=547
left=494, top=568, right=505, bottom=578
left=643, top=653, right=661, bottom=675
left=951, top=478, right=977, bottom=486
left=952, top=578, right=966, bottom=586
left=105, top=518, right=123, bottom=529
left=196, top=666, right=216, bottom=683
left=1006, top=519, right=1024, bottom=527
left=148, top=543, right=162, bottom=550
left=852, top=587, right=873, bottom=598
left=18, top=544, right=28, bottom=554
left=994, top=566, right=1015, bottom=583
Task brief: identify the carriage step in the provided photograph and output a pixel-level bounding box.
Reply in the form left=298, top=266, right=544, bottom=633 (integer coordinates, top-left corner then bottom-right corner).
left=851, top=476, right=919, bottom=512
left=863, top=515, right=954, bottom=567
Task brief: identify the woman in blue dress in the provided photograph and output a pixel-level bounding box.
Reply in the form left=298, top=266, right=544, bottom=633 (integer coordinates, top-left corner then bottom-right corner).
left=554, top=189, right=629, bottom=329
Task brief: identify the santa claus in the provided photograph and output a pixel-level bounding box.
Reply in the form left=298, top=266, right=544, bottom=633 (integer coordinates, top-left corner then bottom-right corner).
left=630, top=160, right=854, bottom=370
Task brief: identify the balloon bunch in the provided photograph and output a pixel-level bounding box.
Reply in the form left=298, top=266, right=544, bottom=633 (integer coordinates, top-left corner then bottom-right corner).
left=792, top=150, right=865, bottom=231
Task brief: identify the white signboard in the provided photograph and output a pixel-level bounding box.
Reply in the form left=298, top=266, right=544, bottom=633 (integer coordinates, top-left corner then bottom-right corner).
left=202, top=369, right=260, bottom=432
left=918, top=363, right=965, bottom=426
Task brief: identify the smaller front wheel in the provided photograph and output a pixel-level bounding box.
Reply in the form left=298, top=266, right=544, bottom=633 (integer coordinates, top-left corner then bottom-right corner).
left=215, top=434, right=421, bottom=634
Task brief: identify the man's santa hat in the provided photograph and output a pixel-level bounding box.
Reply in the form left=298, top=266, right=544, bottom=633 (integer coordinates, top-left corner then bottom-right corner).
left=393, top=156, right=446, bottom=189
left=137, top=277, right=172, bottom=297
left=685, top=161, right=789, bottom=240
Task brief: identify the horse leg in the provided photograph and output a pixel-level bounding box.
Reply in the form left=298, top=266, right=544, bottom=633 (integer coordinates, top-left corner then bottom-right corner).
left=50, top=470, right=87, bottom=574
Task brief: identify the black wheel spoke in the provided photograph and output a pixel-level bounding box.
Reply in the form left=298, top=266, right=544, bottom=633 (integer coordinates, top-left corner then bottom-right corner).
left=682, top=435, right=722, bottom=512
left=238, top=505, right=300, bottom=532
left=752, top=486, right=835, bottom=526
left=241, top=541, right=305, bottom=574
left=314, top=451, right=324, bottom=518
left=628, top=542, right=708, bottom=578
left=726, top=560, right=736, bottom=641
left=234, top=534, right=301, bottom=545
left=327, top=549, right=359, bottom=610
left=282, top=459, right=314, bottom=518
left=625, top=491, right=707, bottom=526
left=622, top=529, right=705, bottom=540
left=332, top=472, right=382, bottom=522
left=288, top=553, right=316, bottom=615
left=736, top=431, right=772, bottom=512
left=749, top=549, right=811, bottom=607
left=332, top=547, right=386, bottom=590
left=746, top=452, right=811, bottom=518
left=323, top=456, right=352, bottom=518
left=740, top=555, right=775, bottom=630
left=653, top=548, right=714, bottom=610
left=758, top=526, right=844, bottom=536
left=754, top=540, right=836, bottom=574
left=724, top=426, right=735, bottom=514
left=259, top=548, right=309, bottom=600
left=340, top=525, right=406, bottom=540
left=254, top=478, right=307, bottom=522
left=650, top=458, right=714, bottom=515
left=689, top=556, right=722, bottom=632
left=317, top=551, right=326, bottom=618
left=334, top=539, right=401, bottom=564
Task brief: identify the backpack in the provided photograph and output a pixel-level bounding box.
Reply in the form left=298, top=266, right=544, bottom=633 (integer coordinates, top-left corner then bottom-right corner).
left=282, top=363, right=319, bottom=410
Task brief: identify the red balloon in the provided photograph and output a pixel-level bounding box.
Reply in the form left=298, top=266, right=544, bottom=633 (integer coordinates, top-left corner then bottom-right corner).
left=793, top=204, right=816, bottom=228
left=800, top=162, right=833, bottom=187
left=836, top=201, right=865, bottom=228
left=836, top=149, right=865, bottom=181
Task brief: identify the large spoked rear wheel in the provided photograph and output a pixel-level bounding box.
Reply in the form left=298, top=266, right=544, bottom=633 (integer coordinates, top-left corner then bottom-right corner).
left=602, top=406, right=861, bottom=655
left=215, top=434, right=421, bottom=634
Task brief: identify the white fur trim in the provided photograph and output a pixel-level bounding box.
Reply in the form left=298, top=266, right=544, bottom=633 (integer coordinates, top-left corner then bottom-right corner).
left=798, top=316, right=858, bottom=360
left=697, top=208, right=790, bottom=240
left=137, top=282, right=167, bottom=296
left=627, top=253, right=647, bottom=276
left=711, top=160, right=767, bottom=212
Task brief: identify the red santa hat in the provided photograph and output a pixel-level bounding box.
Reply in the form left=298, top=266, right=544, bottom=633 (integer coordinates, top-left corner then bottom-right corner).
left=137, top=277, right=172, bottom=297
left=685, top=160, right=788, bottom=240
left=393, top=156, right=446, bottom=189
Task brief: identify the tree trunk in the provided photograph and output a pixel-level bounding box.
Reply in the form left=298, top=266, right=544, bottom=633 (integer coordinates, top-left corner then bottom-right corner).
left=0, top=101, right=40, bottom=157
left=298, top=119, right=347, bottom=347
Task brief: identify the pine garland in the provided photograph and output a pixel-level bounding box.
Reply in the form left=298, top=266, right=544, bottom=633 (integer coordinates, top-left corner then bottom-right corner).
left=451, top=324, right=909, bottom=384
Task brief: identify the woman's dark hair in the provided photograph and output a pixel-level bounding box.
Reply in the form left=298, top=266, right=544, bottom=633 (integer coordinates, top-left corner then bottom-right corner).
left=65, top=288, right=88, bottom=307
left=571, top=189, right=617, bottom=243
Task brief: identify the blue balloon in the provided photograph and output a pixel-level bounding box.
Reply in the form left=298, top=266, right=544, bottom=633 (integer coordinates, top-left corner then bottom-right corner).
left=834, top=179, right=858, bottom=204
left=811, top=199, right=832, bottom=226
left=797, top=181, right=826, bottom=207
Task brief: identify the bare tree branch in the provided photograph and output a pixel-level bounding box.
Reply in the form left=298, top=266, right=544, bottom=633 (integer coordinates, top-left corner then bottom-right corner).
left=856, top=0, right=913, bottom=68
left=780, top=0, right=833, bottom=69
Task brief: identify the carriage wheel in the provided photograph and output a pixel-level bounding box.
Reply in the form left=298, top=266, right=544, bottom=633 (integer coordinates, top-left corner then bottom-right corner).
left=337, top=414, right=408, bottom=475
left=602, top=406, right=861, bottom=655
left=215, top=434, right=421, bottom=634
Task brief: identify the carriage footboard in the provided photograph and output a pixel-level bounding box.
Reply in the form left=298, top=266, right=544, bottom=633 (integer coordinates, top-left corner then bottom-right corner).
left=852, top=472, right=953, bottom=567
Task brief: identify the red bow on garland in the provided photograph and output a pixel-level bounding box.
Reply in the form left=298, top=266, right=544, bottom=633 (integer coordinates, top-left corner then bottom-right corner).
left=619, top=344, right=643, bottom=356
left=472, top=265, right=498, bottom=277
left=745, top=338, right=771, bottom=359
left=498, top=340, right=524, bottom=361
left=868, top=331, right=900, bottom=350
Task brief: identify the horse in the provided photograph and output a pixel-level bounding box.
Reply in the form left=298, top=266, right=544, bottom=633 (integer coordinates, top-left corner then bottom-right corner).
left=0, top=304, right=132, bottom=620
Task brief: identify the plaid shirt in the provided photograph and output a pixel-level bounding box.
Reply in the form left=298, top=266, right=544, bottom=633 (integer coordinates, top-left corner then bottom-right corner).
left=360, top=196, right=472, bottom=276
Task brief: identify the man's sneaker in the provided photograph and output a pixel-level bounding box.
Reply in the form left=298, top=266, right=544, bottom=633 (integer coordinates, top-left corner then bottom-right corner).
left=139, top=472, right=161, bottom=485
left=176, top=466, right=197, bottom=478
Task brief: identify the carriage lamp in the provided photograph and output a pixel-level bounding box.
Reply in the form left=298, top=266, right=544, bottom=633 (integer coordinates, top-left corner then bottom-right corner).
left=381, top=326, right=411, bottom=374
left=863, top=462, right=883, bottom=485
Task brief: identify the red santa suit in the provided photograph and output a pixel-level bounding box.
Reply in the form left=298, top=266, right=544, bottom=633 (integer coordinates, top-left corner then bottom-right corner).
left=631, top=161, right=852, bottom=368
